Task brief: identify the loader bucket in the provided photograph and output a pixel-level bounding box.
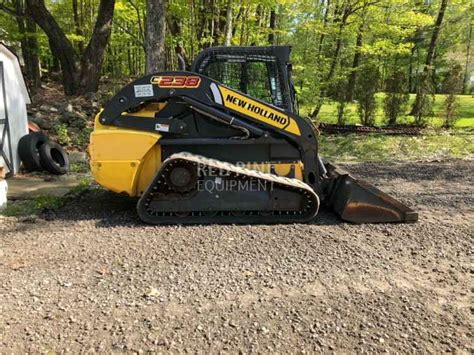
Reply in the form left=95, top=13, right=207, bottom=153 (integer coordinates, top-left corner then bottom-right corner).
left=324, top=163, right=418, bottom=223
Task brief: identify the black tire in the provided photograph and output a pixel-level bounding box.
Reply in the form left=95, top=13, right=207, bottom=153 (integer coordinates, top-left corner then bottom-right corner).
left=18, top=132, right=49, bottom=172
left=38, top=142, right=69, bottom=175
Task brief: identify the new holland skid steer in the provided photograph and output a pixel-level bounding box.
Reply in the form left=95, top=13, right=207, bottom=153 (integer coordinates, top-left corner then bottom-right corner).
left=89, top=46, right=418, bottom=224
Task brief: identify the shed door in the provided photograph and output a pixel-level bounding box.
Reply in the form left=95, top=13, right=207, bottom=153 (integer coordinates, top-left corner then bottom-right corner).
left=0, top=62, right=14, bottom=176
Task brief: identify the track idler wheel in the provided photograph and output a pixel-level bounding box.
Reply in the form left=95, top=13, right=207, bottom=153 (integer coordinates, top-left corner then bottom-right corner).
left=164, top=162, right=198, bottom=193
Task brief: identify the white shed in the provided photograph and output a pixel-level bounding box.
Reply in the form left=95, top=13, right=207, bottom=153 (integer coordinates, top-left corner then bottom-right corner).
left=0, top=43, right=30, bottom=176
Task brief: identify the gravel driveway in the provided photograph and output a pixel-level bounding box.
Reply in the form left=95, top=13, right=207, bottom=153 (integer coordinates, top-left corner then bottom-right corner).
left=0, top=159, right=472, bottom=353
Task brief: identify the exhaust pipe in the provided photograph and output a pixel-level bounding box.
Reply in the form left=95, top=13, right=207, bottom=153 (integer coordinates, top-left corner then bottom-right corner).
left=323, top=162, right=418, bottom=223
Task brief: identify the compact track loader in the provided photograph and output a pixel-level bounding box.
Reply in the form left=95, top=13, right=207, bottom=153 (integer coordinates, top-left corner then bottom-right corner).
left=90, top=46, right=418, bottom=224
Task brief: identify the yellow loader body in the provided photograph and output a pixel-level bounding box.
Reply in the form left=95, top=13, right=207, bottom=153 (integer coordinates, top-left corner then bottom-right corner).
left=90, top=106, right=304, bottom=198
left=90, top=110, right=162, bottom=197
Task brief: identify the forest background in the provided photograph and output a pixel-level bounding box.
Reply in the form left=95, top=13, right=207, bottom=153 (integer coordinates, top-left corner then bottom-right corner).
left=0, top=0, right=473, bottom=160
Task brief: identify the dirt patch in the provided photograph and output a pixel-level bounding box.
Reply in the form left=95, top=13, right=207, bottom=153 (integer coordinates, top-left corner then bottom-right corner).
left=0, top=159, right=472, bottom=352
left=7, top=175, right=82, bottom=199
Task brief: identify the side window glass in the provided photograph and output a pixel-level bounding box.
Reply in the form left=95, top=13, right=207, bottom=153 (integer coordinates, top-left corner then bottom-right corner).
left=204, top=60, right=284, bottom=108
left=205, top=61, right=242, bottom=90
left=246, top=62, right=273, bottom=105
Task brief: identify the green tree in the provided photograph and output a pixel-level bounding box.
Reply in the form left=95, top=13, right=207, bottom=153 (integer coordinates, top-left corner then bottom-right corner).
left=355, top=63, right=379, bottom=126
left=412, top=72, right=435, bottom=126
left=0, top=0, right=471, bottom=105
left=384, top=69, right=410, bottom=125
left=442, top=62, right=463, bottom=127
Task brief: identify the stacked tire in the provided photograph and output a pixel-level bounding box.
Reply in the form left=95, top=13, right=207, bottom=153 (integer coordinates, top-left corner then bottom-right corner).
left=18, top=132, right=69, bottom=175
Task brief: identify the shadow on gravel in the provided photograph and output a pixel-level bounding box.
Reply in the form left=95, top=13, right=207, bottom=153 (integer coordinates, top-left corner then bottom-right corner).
left=40, top=189, right=343, bottom=227
left=41, top=160, right=470, bottom=227
left=41, top=189, right=143, bottom=227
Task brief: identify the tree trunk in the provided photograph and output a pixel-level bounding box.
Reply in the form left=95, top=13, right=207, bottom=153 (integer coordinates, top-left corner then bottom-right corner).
left=310, top=19, right=345, bottom=118
left=255, top=4, right=263, bottom=28
left=145, top=0, right=166, bottom=74
left=411, top=0, right=448, bottom=115
left=317, top=0, right=331, bottom=57
left=72, top=0, right=84, bottom=54
left=48, top=38, right=61, bottom=73
left=239, top=6, right=250, bottom=45
left=232, top=5, right=243, bottom=37
left=190, top=0, right=195, bottom=57
left=346, top=21, right=364, bottom=101
left=127, top=0, right=145, bottom=46
left=78, top=0, right=115, bottom=94
left=25, top=0, right=78, bottom=95
left=208, top=0, right=216, bottom=46
left=15, top=0, right=41, bottom=91
left=25, top=0, right=116, bottom=95
left=199, top=0, right=216, bottom=47
left=299, top=36, right=308, bottom=90
left=408, top=45, right=416, bottom=93
left=214, top=5, right=226, bottom=45
left=424, top=0, right=448, bottom=74
left=196, top=0, right=207, bottom=45
left=25, top=17, right=41, bottom=90
left=223, top=0, right=233, bottom=46
left=167, top=11, right=182, bottom=37
left=462, top=19, right=472, bottom=94
left=328, top=30, right=343, bottom=78
left=268, top=9, right=276, bottom=45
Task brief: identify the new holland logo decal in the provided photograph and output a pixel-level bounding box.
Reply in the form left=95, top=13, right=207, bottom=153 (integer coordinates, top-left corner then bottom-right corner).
left=218, top=86, right=301, bottom=136
left=225, top=94, right=289, bottom=126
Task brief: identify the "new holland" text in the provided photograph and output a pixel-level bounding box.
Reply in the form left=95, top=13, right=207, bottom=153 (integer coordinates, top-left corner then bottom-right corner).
left=226, top=94, right=289, bottom=126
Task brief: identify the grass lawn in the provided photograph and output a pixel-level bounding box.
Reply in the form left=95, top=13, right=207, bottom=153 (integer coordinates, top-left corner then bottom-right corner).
left=298, top=93, right=474, bottom=162
left=319, top=132, right=474, bottom=163
left=301, top=93, right=474, bottom=129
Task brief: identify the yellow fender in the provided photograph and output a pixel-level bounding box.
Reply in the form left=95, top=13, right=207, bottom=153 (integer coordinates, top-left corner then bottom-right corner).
left=89, top=114, right=162, bottom=197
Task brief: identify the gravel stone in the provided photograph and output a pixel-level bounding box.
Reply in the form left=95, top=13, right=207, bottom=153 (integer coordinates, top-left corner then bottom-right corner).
left=0, top=159, right=472, bottom=352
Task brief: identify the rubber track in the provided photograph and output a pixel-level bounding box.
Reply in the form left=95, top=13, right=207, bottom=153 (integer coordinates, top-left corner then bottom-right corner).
left=137, top=152, right=320, bottom=224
